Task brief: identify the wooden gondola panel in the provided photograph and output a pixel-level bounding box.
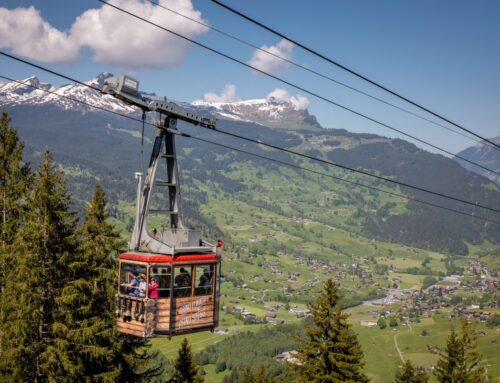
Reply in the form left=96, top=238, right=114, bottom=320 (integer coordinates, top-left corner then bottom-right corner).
left=116, top=254, right=220, bottom=337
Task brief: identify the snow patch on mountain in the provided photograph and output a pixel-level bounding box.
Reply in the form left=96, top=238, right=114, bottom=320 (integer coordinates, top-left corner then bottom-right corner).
left=0, top=73, right=322, bottom=131
left=192, top=97, right=321, bottom=131
left=0, top=73, right=136, bottom=114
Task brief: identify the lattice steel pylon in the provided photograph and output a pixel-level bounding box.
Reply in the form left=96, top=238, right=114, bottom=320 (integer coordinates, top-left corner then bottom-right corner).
left=103, top=75, right=217, bottom=255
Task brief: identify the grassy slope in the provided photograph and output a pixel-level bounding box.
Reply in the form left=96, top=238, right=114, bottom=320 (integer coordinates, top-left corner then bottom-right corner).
left=110, top=159, right=499, bottom=382
left=349, top=306, right=500, bottom=382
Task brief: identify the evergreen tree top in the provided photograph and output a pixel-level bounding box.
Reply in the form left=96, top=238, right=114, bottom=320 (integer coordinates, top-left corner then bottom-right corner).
left=0, top=112, right=30, bottom=248
left=435, top=322, right=488, bottom=383
left=293, top=279, right=369, bottom=383
left=171, top=338, right=202, bottom=383
left=394, top=360, right=428, bottom=383
left=1, top=149, right=77, bottom=382
left=0, top=119, right=164, bottom=383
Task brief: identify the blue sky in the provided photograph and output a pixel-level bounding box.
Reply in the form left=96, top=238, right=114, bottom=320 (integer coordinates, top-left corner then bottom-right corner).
left=1, top=0, right=499, bottom=154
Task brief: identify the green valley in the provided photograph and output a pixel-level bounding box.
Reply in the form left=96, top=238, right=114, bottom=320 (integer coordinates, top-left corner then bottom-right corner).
left=111, top=155, right=499, bottom=382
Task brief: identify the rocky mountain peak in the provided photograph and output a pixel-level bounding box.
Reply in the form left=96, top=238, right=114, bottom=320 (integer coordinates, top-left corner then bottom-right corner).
left=84, top=72, right=114, bottom=88
left=0, top=76, right=51, bottom=97
left=473, top=135, right=500, bottom=150
left=0, top=73, right=135, bottom=114
left=455, top=135, right=500, bottom=185
left=192, top=97, right=322, bottom=131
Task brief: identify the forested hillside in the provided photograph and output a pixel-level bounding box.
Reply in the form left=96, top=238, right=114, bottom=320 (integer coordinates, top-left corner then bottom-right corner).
left=3, top=103, right=500, bottom=255
left=2, top=94, right=499, bottom=383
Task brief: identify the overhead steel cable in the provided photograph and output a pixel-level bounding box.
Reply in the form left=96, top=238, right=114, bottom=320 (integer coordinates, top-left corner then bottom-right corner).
left=210, top=0, right=500, bottom=151
left=186, top=136, right=500, bottom=225
left=2, top=51, right=499, bottom=214
left=148, top=0, right=481, bottom=145
left=0, top=75, right=140, bottom=123
left=0, top=54, right=102, bottom=94
left=1, top=73, right=498, bottom=225
left=200, top=127, right=500, bottom=214
left=93, top=1, right=500, bottom=178
left=0, top=75, right=151, bottom=129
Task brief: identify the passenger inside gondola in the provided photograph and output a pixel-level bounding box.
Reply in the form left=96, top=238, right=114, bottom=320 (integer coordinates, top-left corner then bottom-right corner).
left=200, top=268, right=212, bottom=286
left=120, top=263, right=147, bottom=296
left=174, top=266, right=192, bottom=297
left=195, top=265, right=214, bottom=296
left=127, top=272, right=139, bottom=296
left=152, top=267, right=171, bottom=298
left=148, top=277, right=159, bottom=298
left=138, top=274, right=147, bottom=297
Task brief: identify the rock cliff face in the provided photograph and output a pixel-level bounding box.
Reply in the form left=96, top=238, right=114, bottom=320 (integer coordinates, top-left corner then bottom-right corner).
left=455, top=136, right=500, bottom=185
left=192, top=97, right=322, bottom=131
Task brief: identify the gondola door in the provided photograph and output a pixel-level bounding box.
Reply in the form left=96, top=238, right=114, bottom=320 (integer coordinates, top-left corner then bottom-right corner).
left=167, top=262, right=217, bottom=334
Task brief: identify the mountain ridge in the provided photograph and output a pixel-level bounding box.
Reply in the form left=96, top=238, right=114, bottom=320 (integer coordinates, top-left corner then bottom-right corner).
left=1, top=73, right=500, bottom=255
left=192, top=96, right=322, bottom=131
left=0, top=73, right=135, bottom=114
left=455, top=136, right=500, bottom=185
left=1, top=73, right=322, bottom=131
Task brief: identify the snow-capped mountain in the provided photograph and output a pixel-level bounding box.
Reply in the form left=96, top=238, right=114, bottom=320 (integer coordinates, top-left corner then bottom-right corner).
left=1, top=73, right=323, bottom=131
left=455, top=136, right=500, bottom=185
left=192, top=96, right=322, bottom=131
left=0, top=73, right=136, bottom=114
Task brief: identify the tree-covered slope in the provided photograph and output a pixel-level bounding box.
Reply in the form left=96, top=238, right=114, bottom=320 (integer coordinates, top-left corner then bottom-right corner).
left=2, top=104, right=500, bottom=255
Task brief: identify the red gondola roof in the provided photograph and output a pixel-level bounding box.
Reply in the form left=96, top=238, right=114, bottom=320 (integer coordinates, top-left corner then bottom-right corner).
left=119, top=252, right=219, bottom=264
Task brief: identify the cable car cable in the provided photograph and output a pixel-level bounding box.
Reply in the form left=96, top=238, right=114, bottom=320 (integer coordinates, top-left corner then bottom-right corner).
left=0, top=52, right=102, bottom=93
left=141, top=111, right=146, bottom=174
left=147, top=0, right=482, bottom=146
left=185, top=135, right=500, bottom=225
left=1, top=55, right=499, bottom=214
left=200, top=126, right=500, bottom=214
left=209, top=0, right=500, bottom=151
left=93, top=1, right=500, bottom=178
left=2, top=73, right=496, bottom=225
left=0, top=73, right=136, bottom=122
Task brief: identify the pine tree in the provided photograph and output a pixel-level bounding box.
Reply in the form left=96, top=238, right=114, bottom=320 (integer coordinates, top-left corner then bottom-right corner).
left=51, top=183, right=122, bottom=381
left=435, top=322, right=488, bottom=383
left=223, top=365, right=270, bottom=383
left=221, top=368, right=239, bottom=383
left=435, top=329, right=463, bottom=383
left=461, top=321, right=487, bottom=382
left=0, top=113, right=30, bottom=377
left=394, top=360, right=428, bottom=383
left=254, top=364, right=272, bottom=383
left=1, top=150, right=77, bottom=382
left=238, top=367, right=254, bottom=383
left=170, top=338, right=203, bottom=383
left=0, top=112, right=29, bottom=248
left=292, top=279, right=369, bottom=383
left=53, top=184, right=164, bottom=382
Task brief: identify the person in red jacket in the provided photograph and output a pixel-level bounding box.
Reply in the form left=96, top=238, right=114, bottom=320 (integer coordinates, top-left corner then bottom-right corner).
left=148, top=277, right=159, bottom=299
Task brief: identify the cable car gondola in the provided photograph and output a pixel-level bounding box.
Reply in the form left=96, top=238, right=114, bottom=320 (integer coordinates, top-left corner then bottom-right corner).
left=103, top=76, right=221, bottom=337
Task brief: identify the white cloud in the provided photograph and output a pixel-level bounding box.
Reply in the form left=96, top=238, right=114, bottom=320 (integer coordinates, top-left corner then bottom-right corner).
left=0, top=6, right=79, bottom=63
left=71, top=0, right=208, bottom=69
left=266, top=88, right=289, bottom=103
left=266, top=88, right=309, bottom=110
left=201, top=84, right=240, bottom=103
left=248, top=39, right=294, bottom=74
left=0, top=0, right=209, bottom=68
